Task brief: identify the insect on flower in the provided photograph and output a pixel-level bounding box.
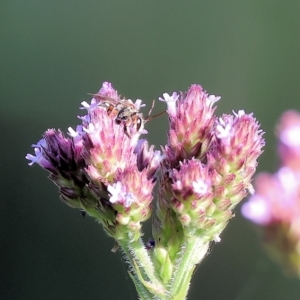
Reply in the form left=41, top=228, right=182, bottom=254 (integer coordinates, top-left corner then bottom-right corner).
left=90, top=93, right=165, bottom=133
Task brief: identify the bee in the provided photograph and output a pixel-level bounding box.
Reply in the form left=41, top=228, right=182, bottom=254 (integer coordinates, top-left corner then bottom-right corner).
left=90, top=93, right=165, bottom=133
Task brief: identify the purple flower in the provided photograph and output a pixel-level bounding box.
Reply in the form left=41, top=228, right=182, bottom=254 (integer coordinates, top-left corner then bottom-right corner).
left=108, top=181, right=135, bottom=208
left=162, top=85, right=219, bottom=167
left=156, top=84, right=264, bottom=242
left=241, top=110, right=300, bottom=276
left=277, top=110, right=300, bottom=170
left=27, top=81, right=266, bottom=298
left=26, top=139, right=50, bottom=168
left=25, top=128, right=92, bottom=209
left=26, top=82, right=158, bottom=241
left=27, top=82, right=265, bottom=245
left=159, top=92, right=179, bottom=117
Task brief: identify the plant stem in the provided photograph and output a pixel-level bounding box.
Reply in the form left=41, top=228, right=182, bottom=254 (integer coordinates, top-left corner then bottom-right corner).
left=168, top=237, right=210, bottom=299
left=118, top=238, right=166, bottom=299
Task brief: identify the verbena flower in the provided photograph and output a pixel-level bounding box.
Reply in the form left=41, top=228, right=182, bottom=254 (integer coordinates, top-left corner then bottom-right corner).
left=27, top=82, right=159, bottom=242
left=154, top=85, right=264, bottom=289
left=27, top=82, right=265, bottom=299
left=242, top=110, right=300, bottom=276
left=159, top=85, right=220, bottom=166
left=26, top=127, right=95, bottom=210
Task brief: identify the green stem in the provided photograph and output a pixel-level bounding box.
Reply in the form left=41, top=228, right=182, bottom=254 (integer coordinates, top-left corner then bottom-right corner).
left=118, top=238, right=166, bottom=299
left=169, top=237, right=210, bottom=299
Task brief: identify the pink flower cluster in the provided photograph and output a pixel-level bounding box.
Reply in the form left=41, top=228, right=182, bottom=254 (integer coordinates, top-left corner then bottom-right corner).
left=26, top=82, right=265, bottom=247
left=156, top=85, right=264, bottom=248
left=242, top=110, right=300, bottom=276
left=26, top=82, right=266, bottom=298
left=26, top=82, right=160, bottom=241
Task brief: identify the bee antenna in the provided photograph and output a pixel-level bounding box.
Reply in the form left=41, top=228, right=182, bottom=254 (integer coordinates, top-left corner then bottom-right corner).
left=145, top=100, right=166, bottom=122
left=87, top=92, right=100, bottom=96
left=146, top=110, right=166, bottom=122
left=147, top=100, right=156, bottom=117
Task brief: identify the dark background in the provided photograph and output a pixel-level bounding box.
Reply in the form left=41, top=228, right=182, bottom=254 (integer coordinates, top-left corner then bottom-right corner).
left=2, top=1, right=300, bottom=299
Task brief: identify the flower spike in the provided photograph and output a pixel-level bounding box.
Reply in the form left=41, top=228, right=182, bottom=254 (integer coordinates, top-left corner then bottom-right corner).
left=26, top=82, right=265, bottom=299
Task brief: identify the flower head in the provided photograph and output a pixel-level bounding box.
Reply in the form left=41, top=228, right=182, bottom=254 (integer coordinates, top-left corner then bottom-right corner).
left=157, top=85, right=264, bottom=242
left=209, top=111, right=265, bottom=186
left=242, top=110, right=300, bottom=276
left=161, top=85, right=220, bottom=168
left=276, top=110, right=300, bottom=170
left=169, top=159, right=215, bottom=233
left=26, top=82, right=158, bottom=242
left=25, top=128, right=94, bottom=209
left=82, top=107, right=139, bottom=185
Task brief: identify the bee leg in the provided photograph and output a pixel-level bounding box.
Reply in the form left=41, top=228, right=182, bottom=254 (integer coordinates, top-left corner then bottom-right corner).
left=124, top=123, right=131, bottom=137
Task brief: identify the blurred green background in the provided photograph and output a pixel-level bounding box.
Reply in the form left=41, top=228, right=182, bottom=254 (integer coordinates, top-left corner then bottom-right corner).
left=1, top=1, right=300, bottom=299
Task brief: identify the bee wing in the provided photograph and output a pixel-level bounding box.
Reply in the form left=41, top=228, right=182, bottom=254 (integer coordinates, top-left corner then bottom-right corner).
left=89, top=93, right=139, bottom=111
left=88, top=93, right=120, bottom=105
